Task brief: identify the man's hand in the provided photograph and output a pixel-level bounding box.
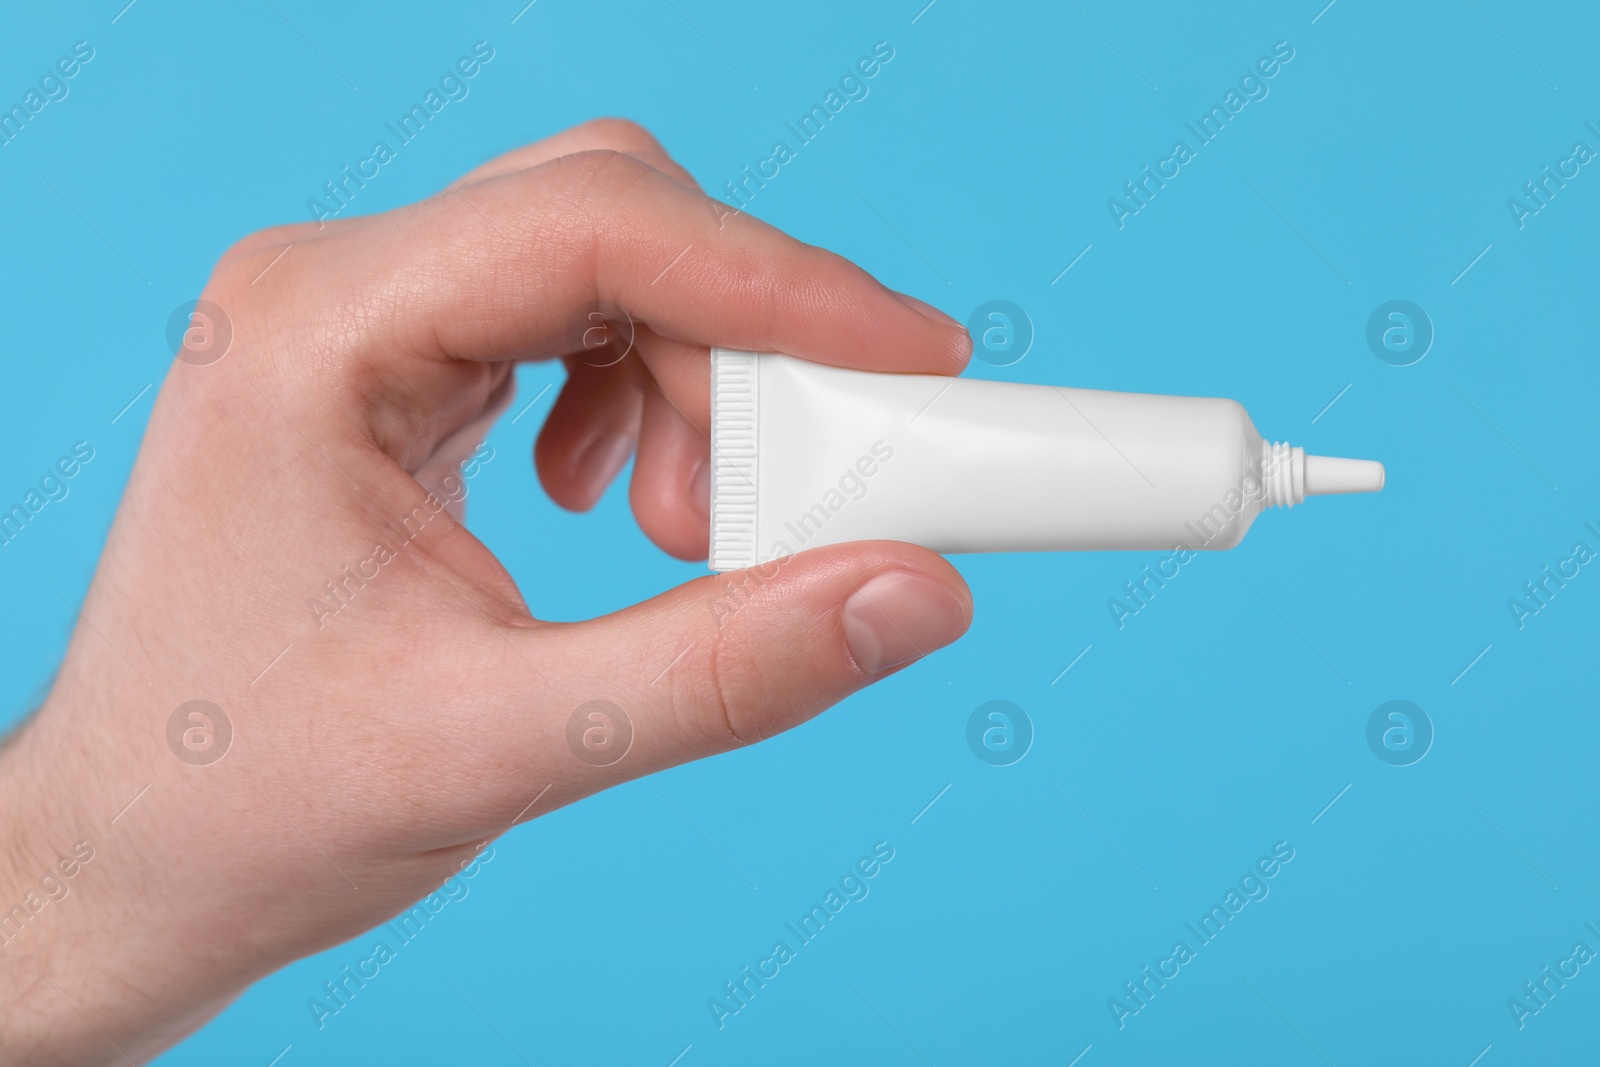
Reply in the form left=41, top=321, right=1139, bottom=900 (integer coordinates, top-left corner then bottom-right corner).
left=0, top=118, right=973, bottom=1064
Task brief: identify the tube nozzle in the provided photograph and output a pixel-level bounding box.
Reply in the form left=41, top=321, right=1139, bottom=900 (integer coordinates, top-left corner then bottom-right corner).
left=1304, top=454, right=1385, bottom=496
left=1262, top=443, right=1386, bottom=508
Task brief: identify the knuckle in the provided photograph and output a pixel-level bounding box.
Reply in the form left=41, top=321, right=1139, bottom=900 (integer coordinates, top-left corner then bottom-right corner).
left=711, top=246, right=785, bottom=336
left=207, top=225, right=308, bottom=299
left=213, top=223, right=316, bottom=276
left=787, top=245, right=860, bottom=314
left=535, top=150, right=662, bottom=251
left=552, top=148, right=654, bottom=199
left=676, top=624, right=760, bottom=751
left=574, top=116, right=664, bottom=155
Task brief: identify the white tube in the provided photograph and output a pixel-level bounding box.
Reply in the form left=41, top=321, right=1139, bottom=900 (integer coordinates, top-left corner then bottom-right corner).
left=708, top=349, right=1384, bottom=572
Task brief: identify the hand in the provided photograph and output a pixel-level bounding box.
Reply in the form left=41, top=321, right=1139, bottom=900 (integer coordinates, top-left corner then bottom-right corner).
left=0, top=118, right=973, bottom=1064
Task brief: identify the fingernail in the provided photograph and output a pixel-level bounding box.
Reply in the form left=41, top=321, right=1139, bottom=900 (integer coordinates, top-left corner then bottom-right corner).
left=688, top=457, right=711, bottom=521
left=890, top=289, right=961, bottom=330
left=842, top=570, right=969, bottom=675
left=573, top=431, right=633, bottom=506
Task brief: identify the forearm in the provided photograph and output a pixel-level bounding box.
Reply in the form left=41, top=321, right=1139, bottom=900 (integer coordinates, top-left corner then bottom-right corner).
left=0, top=716, right=233, bottom=1065
left=1, top=723, right=113, bottom=1064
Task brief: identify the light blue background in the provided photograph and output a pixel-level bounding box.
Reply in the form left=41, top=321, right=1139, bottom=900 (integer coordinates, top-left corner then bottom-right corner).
left=3, top=1, right=1597, bottom=1063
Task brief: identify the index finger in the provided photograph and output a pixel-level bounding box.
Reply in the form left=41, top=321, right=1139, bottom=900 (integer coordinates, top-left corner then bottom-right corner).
left=262, top=148, right=970, bottom=432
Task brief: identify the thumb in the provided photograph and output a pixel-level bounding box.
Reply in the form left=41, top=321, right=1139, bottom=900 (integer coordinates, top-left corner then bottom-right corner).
left=542, top=542, right=972, bottom=779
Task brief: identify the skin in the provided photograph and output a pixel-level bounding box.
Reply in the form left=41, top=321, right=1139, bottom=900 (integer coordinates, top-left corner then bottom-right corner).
left=0, top=119, right=974, bottom=1064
